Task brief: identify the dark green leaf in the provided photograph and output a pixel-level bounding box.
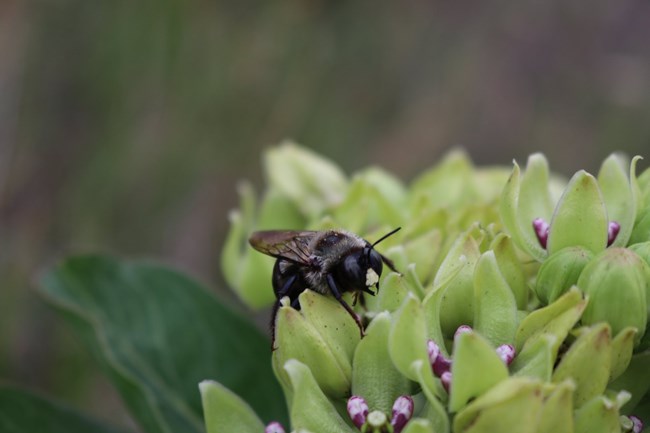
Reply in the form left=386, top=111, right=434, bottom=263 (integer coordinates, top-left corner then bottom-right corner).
left=39, top=255, right=287, bottom=433
left=0, top=386, right=129, bottom=433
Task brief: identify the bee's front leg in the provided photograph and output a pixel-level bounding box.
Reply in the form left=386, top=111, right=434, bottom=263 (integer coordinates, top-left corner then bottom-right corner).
left=325, top=274, right=365, bottom=338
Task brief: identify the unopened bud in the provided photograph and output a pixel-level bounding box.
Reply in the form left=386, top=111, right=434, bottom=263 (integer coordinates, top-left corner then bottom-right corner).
left=535, top=246, right=593, bottom=305
left=441, top=372, right=452, bottom=393
left=265, top=422, right=286, bottom=433
left=533, top=218, right=550, bottom=248
left=391, top=395, right=414, bottom=433
left=630, top=415, right=643, bottom=433
left=577, top=247, right=649, bottom=343
left=427, top=339, right=451, bottom=377
left=367, top=410, right=389, bottom=429
left=455, top=325, right=473, bottom=339
left=496, top=344, right=516, bottom=366
left=608, top=221, right=621, bottom=246
left=347, top=396, right=369, bottom=429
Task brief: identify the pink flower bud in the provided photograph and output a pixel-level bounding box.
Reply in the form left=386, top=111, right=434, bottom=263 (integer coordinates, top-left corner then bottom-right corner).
left=347, top=395, right=369, bottom=429
left=265, top=421, right=286, bottom=433
left=391, top=395, right=414, bottom=433
left=533, top=218, right=550, bottom=248
left=454, top=325, right=473, bottom=339
left=495, top=344, right=516, bottom=366
left=441, top=371, right=452, bottom=393
left=427, top=339, right=452, bottom=377
left=607, top=221, right=620, bottom=246
left=630, top=415, right=643, bottom=433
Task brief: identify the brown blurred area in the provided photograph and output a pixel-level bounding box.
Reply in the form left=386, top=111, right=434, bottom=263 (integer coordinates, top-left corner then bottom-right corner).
left=1, top=0, right=649, bottom=428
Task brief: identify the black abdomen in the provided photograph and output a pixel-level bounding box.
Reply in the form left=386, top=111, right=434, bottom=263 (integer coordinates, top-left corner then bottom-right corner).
left=272, top=259, right=308, bottom=309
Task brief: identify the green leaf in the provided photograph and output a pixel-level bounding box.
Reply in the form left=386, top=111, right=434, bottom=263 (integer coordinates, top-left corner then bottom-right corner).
left=199, top=381, right=265, bottom=433
left=39, top=255, right=287, bottom=433
left=0, top=386, right=130, bottom=433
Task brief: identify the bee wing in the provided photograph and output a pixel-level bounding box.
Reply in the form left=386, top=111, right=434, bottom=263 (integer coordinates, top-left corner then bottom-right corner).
left=248, top=230, right=319, bottom=265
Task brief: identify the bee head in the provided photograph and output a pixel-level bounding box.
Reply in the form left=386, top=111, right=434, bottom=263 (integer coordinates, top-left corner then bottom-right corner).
left=336, top=247, right=383, bottom=293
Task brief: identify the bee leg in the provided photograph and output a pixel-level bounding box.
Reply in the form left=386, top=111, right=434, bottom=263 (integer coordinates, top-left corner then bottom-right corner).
left=270, top=274, right=298, bottom=350
left=326, top=274, right=365, bottom=338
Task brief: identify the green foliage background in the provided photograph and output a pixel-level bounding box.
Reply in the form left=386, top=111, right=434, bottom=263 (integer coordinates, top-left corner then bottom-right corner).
left=1, top=0, right=650, bottom=429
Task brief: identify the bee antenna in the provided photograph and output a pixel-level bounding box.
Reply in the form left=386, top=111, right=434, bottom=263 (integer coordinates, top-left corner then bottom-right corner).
left=371, top=227, right=401, bottom=248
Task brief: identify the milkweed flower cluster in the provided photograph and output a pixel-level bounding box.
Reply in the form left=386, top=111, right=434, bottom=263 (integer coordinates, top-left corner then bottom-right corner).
left=204, top=142, right=650, bottom=433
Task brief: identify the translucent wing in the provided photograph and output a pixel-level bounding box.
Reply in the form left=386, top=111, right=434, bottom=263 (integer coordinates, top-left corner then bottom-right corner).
left=248, top=230, right=319, bottom=265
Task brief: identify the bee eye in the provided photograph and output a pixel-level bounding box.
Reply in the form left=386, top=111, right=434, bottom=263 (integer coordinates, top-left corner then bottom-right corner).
left=336, top=252, right=366, bottom=289
left=368, top=250, right=383, bottom=276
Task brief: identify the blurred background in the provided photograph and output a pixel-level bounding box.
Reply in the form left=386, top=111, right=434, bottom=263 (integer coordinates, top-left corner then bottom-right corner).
left=1, top=0, right=649, bottom=429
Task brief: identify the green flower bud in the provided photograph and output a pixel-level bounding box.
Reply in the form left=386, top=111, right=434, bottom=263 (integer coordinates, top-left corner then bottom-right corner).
left=610, top=327, right=637, bottom=381
left=537, top=381, right=575, bottom=433
left=363, top=272, right=411, bottom=314
left=449, top=330, right=509, bottom=412
left=639, top=165, right=650, bottom=206
left=510, top=334, right=555, bottom=381
left=574, top=391, right=631, bottom=433
left=552, top=323, right=612, bottom=407
left=609, top=351, right=650, bottom=414
left=283, top=360, right=356, bottom=433
left=629, top=204, right=650, bottom=245
left=200, top=380, right=265, bottom=433
left=273, top=290, right=361, bottom=399
left=409, top=150, right=476, bottom=210
left=500, top=155, right=553, bottom=262
left=388, top=294, right=430, bottom=382
left=453, top=377, right=545, bottom=433
left=417, top=398, right=449, bottom=433
left=489, top=234, right=529, bottom=309
left=547, top=170, right=609, bottom=255
left=221, top=183, right=276, bottom=308
left=402, top=229, right=444, bottom=286
left=597, top=154, right=642, bottom=247
left=535, top=246, right=593, bottom=305
left=352, top=313, right=412, bottom=413
left=400, top=419, right=434, bottom=433
left=434, top=229, right=482, bottom=337
left=473, top=251, right=518, bottom=346
left=256, top=187, right=307, bottom=230
left=577, top=247, right=649, bottom=343
left=515, top=287, right=587, bottom=357
left=332, top=173, right=405, bottom=234
left=422, top=283, right=451, bottom=360
left=266, top=141, right=348, bottom=219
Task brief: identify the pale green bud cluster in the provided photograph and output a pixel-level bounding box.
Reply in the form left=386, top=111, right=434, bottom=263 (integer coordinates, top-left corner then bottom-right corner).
left=206, top=144, right=650, bottom=433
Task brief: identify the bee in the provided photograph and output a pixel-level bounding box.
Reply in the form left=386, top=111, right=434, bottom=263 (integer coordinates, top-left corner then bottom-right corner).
left=249, top=227, right=401, bottom=344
